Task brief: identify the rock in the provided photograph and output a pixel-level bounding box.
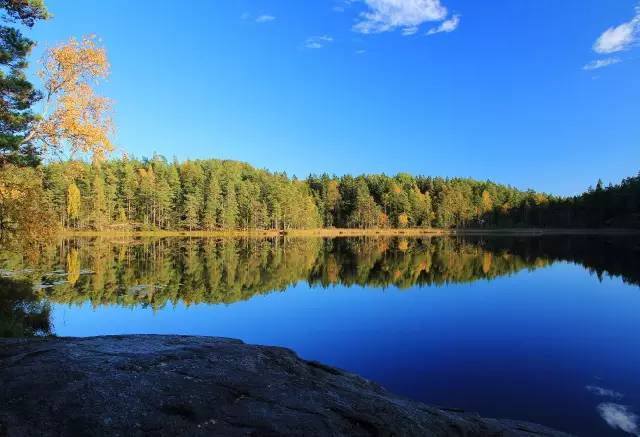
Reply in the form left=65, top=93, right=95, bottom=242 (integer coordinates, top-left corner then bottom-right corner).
left=0, top=335, right=574, bottom=436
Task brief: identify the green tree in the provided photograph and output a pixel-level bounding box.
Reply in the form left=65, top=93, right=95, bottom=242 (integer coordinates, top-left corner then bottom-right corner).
left=0, top=0, right=49, bottom=167
left=182, top=193, right=199, bottom=231
left=118, top=159, right=136, bottom=221
left=348, top=180, right=380, bottom=228
left=221, top=178, right=237, bottom=230
left=203, top=175, right=221, bottom=230
left=91, top=170, right=107, bottom=230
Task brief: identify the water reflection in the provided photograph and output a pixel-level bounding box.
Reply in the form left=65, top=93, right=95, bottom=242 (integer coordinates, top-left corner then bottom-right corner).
left=0, top=277, right=51, bottom=336
left=1, top=235, right=640, bottom=436
left=0, top=235, right=638, bottom=325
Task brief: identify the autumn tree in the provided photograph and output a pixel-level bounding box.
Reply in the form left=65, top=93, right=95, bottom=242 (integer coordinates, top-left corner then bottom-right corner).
left=0, top=2, right=118, bottom=244
left=0, top=165, right=56, bottom=244
left=66, top=181, right=80, bottom=227
left=24, top=35, right=114, bottom=161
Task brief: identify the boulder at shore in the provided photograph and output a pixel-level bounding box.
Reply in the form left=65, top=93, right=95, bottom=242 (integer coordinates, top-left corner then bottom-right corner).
left=0, top=335, right=573, bottom=436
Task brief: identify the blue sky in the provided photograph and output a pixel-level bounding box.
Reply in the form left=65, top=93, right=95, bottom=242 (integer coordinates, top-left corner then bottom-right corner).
left=28, top=0, right=640, bottom=195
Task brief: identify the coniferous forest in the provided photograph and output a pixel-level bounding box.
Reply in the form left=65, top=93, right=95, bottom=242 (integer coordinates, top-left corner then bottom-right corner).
left=34, top=157, right=640, bottom=232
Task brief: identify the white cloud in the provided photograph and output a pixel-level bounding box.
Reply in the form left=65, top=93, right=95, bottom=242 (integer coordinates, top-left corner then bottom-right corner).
left=304, top=35, right=334, bottom=49
left=427, top=14, right=460, bottom=35
left=583, top=57, right=621, bottom=70
left=353, top=0, right=451, bottom=35
left=355, top=49, right=366, bottom=54
left=255, top=15, right=276, bottom=23
left=584, top=4, right=640, bottom=71
left=597, top=403, right=640, bottom=436
left=585, top=385, right=624, bottom=398
left=402, top=26, right=419, bottom=36
left=593, top=4, right=640, bottom=54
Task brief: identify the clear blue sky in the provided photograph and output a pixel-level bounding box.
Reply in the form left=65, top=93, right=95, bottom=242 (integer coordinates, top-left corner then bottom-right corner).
left=29, top=0, right=640, bottom=195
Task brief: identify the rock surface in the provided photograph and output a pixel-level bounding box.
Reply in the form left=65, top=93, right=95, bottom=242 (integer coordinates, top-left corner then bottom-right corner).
left=0, top=335, right=574, bottom=436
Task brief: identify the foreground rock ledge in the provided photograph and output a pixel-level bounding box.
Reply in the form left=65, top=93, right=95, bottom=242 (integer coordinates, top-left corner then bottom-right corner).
left=0, top=335, right=573, bottom=436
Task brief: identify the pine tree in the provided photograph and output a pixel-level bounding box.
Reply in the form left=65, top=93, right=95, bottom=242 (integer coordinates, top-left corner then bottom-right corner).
left=0, top=0, right=49, bottom=167
left=183, top=193, right=199, bottom=231
left=203, top=175, right=221, bottom=230
left=119, top=160, right=137, bottom=221
left=221, top=179, right=237, bottom=230
left=91, top=171, right=107, bottom=230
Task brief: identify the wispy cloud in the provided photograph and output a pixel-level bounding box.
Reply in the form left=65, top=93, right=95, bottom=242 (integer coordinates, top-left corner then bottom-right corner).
left=401, top=26, right=419, bottom=36
left=585, top=3, right=640, bottom=71
left=352, top=0, right=457, bottom=36
left=355, top=49, right=366, bottom=54
left=583, top=57, right=621, bottom=70
left=304, top=35, right=334, bottom=49
left=597, top=403, right=640, bottom=436
left=586, top=385, right=624, bottom=398
left=240, top=13, right=276, bottom=24
left=255, top=14, right=276, bottom=23
left=593, top=4, right=640, bottom=54
left=426, top=14, right=460, bottom=35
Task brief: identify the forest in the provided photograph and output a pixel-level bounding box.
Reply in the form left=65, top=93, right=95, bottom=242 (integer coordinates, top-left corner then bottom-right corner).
left=0, top=0, right=638, bottom=245
left=35, top=157, right=640, bottom=233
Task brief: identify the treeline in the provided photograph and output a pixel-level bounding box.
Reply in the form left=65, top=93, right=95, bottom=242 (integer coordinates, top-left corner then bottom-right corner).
left=40, top=157, right=640, bottom=231
left=44, top=157, right=321, bottom=231
left=529, top=176, right=640, bottom=228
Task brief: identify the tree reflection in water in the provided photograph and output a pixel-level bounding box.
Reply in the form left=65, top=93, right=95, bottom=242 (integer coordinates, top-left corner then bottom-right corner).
left=0, top=235, right=638, bottom=336
left=0, top=277, right=51, bottom=337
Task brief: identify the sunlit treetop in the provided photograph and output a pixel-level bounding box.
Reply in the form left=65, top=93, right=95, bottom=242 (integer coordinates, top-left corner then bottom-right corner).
left=0, top=0, right=49, bottom=27
left=28, top=35, right=114, bottom=161
left=40, top=35, right=109, bottom=94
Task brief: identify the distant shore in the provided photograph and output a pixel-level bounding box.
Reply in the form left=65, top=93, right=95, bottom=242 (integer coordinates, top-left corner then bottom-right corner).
left=60, top=227, right=640, bottom=238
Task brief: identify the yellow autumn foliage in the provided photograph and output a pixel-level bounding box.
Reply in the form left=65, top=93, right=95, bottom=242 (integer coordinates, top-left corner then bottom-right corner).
left=29, top=35, right=114, bottom=161
left=0, top=166, right=58, bottom=248
left=398, top=213, right=409, bottom=228
left=66, top=249, right=80, bottom=286
left=66, top=182, right=81, bottom=221
left=398, top=238, right=409, bottom=252
left=482, top=252, right=493, bottom=274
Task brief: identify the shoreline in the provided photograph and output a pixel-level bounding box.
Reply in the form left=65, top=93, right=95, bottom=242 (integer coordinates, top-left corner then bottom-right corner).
left=59, top=227, right=640, bottom=238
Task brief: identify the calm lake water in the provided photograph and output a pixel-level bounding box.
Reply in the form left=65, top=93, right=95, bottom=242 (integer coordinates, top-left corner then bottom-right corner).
left=1, top=235, right=639, bottom=436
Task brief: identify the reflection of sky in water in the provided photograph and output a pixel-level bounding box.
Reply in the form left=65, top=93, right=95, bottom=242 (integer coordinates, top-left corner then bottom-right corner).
left=51, top=261, right=640, bottom=437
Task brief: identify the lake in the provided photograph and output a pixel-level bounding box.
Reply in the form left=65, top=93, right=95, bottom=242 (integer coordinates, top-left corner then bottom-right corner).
left=1, top=234, right=639, bottom=437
